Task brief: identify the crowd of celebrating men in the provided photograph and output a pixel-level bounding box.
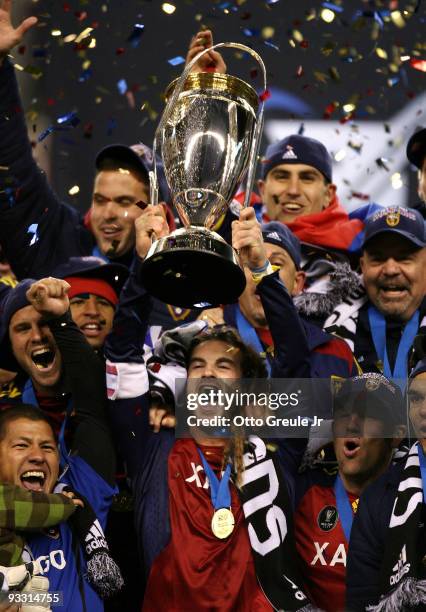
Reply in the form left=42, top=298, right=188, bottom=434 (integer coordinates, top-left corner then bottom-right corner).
left=0, top=4, right=425, bottom=612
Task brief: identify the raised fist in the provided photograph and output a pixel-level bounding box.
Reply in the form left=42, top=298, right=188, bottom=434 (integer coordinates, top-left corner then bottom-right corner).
left=26, top=278, right=70, bottom=318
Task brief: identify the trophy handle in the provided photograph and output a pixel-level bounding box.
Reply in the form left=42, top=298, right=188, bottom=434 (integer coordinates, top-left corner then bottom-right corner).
left=149, top=41, right=268, bottom=210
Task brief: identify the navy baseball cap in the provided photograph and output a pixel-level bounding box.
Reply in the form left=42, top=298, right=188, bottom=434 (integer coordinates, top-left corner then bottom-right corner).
left=334, top=373, right=404, bottom=427
left=52, top=256, right=128, bottom=305
left=362, top=206, right=426, bottom=250
left=261, top=134, right=333, bottom=182
left=262, top=221, right=302, bottom=269
left=95, top=143, right=170, bottom=203
left=406, top=128, right=426, bottom=169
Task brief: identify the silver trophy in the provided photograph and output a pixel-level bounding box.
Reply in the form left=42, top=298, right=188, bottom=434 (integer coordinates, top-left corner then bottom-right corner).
left=142, top=42, right=267, bottom=308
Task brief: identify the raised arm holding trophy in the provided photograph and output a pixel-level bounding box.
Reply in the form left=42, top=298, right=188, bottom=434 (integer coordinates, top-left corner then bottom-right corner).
left=141, top=40, right=267, bottom=308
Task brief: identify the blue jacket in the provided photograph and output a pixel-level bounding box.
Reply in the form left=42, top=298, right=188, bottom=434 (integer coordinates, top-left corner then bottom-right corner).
left=345, top=461, right=426, bottom=611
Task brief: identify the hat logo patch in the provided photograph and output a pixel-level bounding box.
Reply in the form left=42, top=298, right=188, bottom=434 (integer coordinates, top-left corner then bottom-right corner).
left=282, top=145, right=298, bottom=160
left=266, top=231, right=282, bottom=242
left=386, top=210, right=400, bottom=227
left=365, top=378, right=381, bottom=391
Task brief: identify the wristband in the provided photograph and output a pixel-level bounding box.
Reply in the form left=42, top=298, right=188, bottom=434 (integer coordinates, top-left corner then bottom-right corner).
left=251, top=263, right=280, bottom=285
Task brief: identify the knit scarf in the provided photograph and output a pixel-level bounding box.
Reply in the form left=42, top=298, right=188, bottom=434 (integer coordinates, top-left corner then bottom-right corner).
left=59, top=486, right=124, bottom=599
left=239, top=436, right=319, bottom=611
left=368, top=442, right=426, bottom=612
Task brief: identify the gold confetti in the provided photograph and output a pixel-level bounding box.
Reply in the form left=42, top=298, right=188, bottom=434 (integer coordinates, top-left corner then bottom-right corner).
left=321, top=8, right=335, bottom=23
left=292, top=30, right=303, bottom=43
left=68, top=185, right=80, bottom=196
left=390, top=11, right=405, bottom=28
left=161, top=3, right=176, bottom=14
left=75, top=27, right=93, bottom=44
left=376, top=48, right=388, bottom=59
left=314, top=71, right=328, bottom=83
left=261, top=26, right=275, bottom=39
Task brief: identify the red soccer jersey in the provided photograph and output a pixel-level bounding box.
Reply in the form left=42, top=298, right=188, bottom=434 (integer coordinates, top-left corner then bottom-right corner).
left=294, top=481, right=358, bottom=612
left=143, top=439, right=272, bottom=611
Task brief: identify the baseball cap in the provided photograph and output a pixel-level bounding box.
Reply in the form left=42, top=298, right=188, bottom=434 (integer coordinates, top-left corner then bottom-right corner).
left=362, top=206, right=426, bottom=250
left=52, top=256, right=128, bottom=306
left=261, top=221, right=302, bottom=269
left=406, top=128, right=426, bottom=169
left=95, top=143, right=170, bottom=203
left=333, top=373, right=404, bottom=427
left=261, top=134, right=333, bottom=182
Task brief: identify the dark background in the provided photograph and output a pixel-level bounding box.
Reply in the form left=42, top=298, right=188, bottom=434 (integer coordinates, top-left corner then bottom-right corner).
left=12, top=0, right=425, bottom=212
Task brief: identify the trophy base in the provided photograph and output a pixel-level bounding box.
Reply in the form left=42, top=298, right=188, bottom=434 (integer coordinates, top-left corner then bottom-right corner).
left=141, top=227, right=246, bottom=308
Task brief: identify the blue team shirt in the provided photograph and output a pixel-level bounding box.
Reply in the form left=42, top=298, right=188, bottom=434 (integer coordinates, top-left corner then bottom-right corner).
left=23, top=455, right=116, bottom=612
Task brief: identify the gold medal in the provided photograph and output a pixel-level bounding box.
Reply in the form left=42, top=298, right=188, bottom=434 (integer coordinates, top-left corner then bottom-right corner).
left=211, top=508, right=235, bottom=539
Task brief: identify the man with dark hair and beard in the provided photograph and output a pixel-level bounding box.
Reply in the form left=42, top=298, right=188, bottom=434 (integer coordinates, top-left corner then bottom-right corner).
left=104, top=210, right=318, bottom=611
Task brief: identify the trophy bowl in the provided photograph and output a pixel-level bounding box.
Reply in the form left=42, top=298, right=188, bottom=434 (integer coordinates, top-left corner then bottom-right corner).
left=141, top=45, right=266, bottom=309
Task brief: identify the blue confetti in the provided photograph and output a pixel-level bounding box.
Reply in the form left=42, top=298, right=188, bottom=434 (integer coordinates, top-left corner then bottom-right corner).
left=388, top=77, right=400, bottom=87
left=117, top=78, right=128, bottom=94
left=264, top=40, right=280, bottom=51
left=57, top=111, right=80, bottom=127
left=37, top=125, right=55, bottom=142
left=107, top=118, right=117, bottom=136
left=322, top=2, right=344, bottom=12
left=167, top=56, right=185, bottom=66
left=38, top=112, right=80, bottom=142
left=373, top=11, right=384, bottom=28
left=242, top=28, right=260, bottom=37
left=4, top=187, right=15, bottom=207
left=127, top=24, right=145, bottom=48
left=265, top=0, right=280, bottom=4
left=78, top=68, right=92, bottom=83
left=27, top=223, right=39, bottom=246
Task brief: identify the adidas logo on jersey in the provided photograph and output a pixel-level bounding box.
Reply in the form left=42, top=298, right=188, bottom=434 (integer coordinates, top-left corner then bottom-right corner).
left=266, top=231, right=281, bottom=242
left=390, top=545, right=410, bottom=586
left=282, top=145, right=298, bottom=160
left=85, top=519, right=107, bottom=554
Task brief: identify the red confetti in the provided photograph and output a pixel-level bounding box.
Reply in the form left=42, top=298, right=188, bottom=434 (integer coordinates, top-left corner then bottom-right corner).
left=63, top=2, right=71, bottom=11
left=323, top=102, right=338, bottom=119
left=18, top=45, right=26, bottom=54
left=116, top=47, right=125, bottom=55
left=300, top=40, right=309, bottom=49
left=75, top=11, right=87, bottom=21
left=47, top=98, right=55, bottom=106
left=259, top=89, right=271, bottom=102
left=83, top=123, right=93, bottom=138
left=250, top=68, right=258, bottom=79
left=410, top=59, right=426, bottom=72
left=295, top=65, right=303, bottom=78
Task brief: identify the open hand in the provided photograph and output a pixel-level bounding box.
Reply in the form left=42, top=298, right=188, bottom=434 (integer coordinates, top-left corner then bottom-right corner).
left=0, top=0, right=38, bottom=62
